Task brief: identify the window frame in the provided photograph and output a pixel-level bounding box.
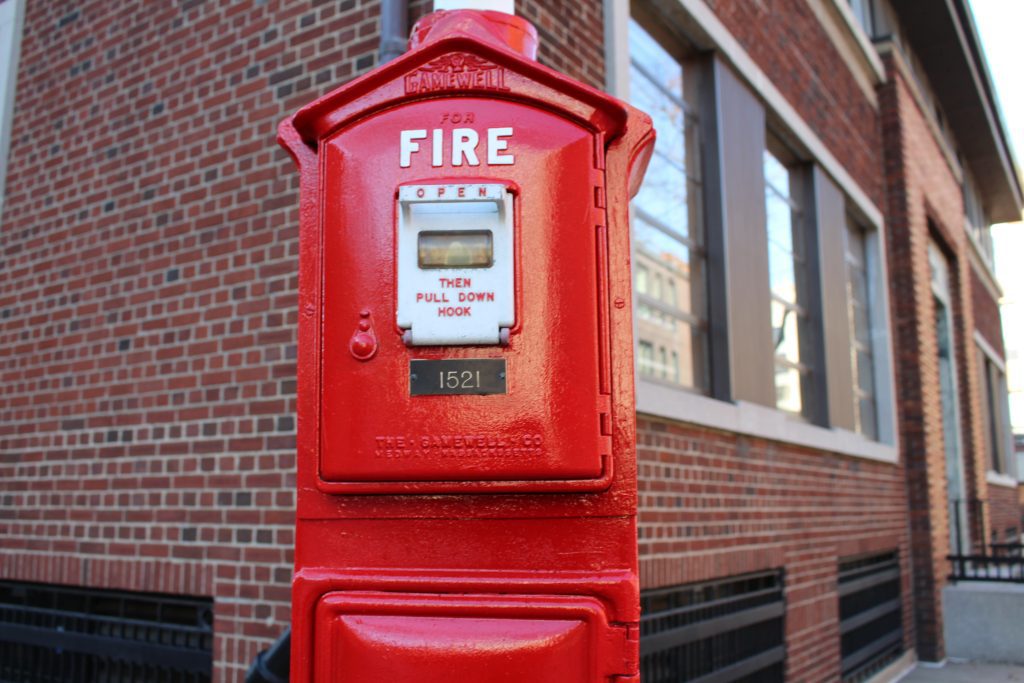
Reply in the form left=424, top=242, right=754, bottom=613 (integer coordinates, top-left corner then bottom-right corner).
left=609, top=0, right=899, bottom=464
left=763, top=134, right=819, bottom=419
left=848, top=0, right=876, bottom=37
left=975, top=331, right=1016, bottom=481
left=626, top=13, right=712, bottom=395
left=0, top=0, right=26, bottom=225
left=845, top=216, right=881, bottom=440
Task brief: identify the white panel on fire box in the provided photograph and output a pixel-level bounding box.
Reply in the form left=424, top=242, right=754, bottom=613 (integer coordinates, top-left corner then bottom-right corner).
left=396, top=184, right=514, bottom=346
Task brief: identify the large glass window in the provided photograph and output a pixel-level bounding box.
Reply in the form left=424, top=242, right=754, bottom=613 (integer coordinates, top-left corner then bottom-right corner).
left=930, top=239, right=970, bottom=553
left=978, top=351, right=1009, bottom=474
left=963, top=170, right=994, bottom=265
left=846, top=219, right=878, bottom=439
left=628, top=18, right=707, bottom=391
left=764, top=139, right=813, bottom=415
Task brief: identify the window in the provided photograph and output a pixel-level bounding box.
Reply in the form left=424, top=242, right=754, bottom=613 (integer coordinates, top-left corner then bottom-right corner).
left=838, top=552, right=903, bottom=682
left=764, top=139, right=814, bottom=415
left=929, top=239, right=971, bottom=552
left=628, top=18, right=707, bottom=392
left=978, top=350, right=1010, bottom=474
left=0, top=0, right=26, bottom=222
left=619, top=4, right=897, bottom=461
left=963, top=170, right=994, bottom=264
left=640, top=571, right=785, bottom=682
left=0, top=581, right=214, bottom=681
left=846, top=219, right=878, bottom=439
left=848, top=0, right=876, bottom=37
left=639, top=340, right=655, bottom=377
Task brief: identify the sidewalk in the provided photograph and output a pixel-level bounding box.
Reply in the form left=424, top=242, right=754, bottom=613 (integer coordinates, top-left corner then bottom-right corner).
left=900, top=661, right=1024, bottom=682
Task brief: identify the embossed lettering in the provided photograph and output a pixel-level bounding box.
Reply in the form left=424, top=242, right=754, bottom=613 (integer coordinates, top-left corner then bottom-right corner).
left=404, top=54, right=510, bottom=95
left=374, top=433, right=544, bottom=460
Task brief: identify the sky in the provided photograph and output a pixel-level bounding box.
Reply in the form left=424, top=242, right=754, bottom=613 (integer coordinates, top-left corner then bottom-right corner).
left=970, top=0, right=1024, bottom=160
left=970, top=0, right=1024, bottom=438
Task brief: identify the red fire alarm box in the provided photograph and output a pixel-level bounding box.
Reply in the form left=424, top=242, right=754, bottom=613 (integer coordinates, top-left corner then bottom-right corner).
left=279, top=7, right=653, bottom=681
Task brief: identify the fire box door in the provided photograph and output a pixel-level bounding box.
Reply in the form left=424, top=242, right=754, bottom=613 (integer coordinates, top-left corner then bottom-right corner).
left=318, top=97, right=612, bottom=493
left=313, top=592, right=632, bottom=682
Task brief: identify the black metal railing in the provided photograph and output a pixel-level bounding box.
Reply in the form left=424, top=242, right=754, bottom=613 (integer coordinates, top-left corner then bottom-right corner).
left=948, top=497, right=1024, bottom=583
left=838, top=552, right=903, bottom=682
left=0, top=581, right=213, bottom=682
left=640, top=570, right=786, bottom=683
left=948, top=553, right=1024, bottom=582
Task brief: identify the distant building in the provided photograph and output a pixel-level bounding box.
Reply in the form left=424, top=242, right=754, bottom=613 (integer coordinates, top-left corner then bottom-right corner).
left=0, top=0, right=1020, bottom=680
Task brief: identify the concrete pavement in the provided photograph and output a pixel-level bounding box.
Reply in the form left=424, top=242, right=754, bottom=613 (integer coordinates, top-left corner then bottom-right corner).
left=899, top=661, right=1024, bottom=682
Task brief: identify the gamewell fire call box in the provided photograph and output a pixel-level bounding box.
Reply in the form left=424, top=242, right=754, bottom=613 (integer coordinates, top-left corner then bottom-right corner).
left=279, top=6, right=653, bottom=681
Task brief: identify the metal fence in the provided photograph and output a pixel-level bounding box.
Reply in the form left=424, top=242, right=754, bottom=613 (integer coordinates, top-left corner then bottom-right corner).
left=948, top=553, right=1024, bottom=582
left=838, top=552, right=904, bottom=682
left=0, top=581, right=213, bottom=683
left=639, top=570, right=786, bottom=683
left=948, top=497, right=1024, bottom=583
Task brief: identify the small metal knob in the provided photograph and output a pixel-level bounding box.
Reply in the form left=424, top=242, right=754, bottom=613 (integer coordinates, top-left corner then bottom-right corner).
left=349, top=309, right=378, bottom=361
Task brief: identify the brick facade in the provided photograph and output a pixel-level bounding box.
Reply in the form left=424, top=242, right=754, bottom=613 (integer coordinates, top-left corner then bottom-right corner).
left=1020, top=485, right=1024, bottom=533
left=637, top=417, right=911, bottom=682
left=0, top=0, right=367, bottom=675
left=705, top=0, right=884, bottom=208
left=971, top=266, right=1005, bottom=358
left=989, top=483, right=1020, bottom=541
left=877, top=49, right=1012, bottom=661
left=1, top=0, right=1017, bottom=680
left=877, top=55, right=953, bottom=662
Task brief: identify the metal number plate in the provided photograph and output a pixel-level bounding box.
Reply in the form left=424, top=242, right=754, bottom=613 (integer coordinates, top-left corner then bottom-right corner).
left=409, top=359, right=507, bottom=396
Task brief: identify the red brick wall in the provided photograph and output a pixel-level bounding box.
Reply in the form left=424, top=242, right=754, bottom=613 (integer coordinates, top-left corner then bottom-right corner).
left=989, top=483, right=1020, bottom=540
left=1020, top=485, right=1024, bottom=534
left=637, top=417, right=911, bottom=682
left=878, top=50, right=999, bottom=660
left=970, top=266, right=1005, bottom=358
left=705, top=0, right=884, bottom=208
left=0, top=0, right=380, bottom=676
left=517, top=0, right=605, bottom=87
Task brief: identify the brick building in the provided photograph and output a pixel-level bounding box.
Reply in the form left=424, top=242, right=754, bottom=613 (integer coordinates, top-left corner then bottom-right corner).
left=0, top=0, right=1019, bottom=681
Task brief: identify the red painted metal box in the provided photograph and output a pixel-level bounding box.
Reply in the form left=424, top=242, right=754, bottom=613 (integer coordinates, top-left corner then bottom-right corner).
left=279, top=8, right=652, bottom=681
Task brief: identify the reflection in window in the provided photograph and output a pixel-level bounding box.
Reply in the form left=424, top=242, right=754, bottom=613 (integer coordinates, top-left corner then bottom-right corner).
left=846, top=220, right=878, bottom=439
left=637, top=264, right=649, bottom=294
left=628, top=18, right=707, bottom=391
left=639, top=341, right=655, bottom=378
left=764, top=141, right=811, bottom=415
